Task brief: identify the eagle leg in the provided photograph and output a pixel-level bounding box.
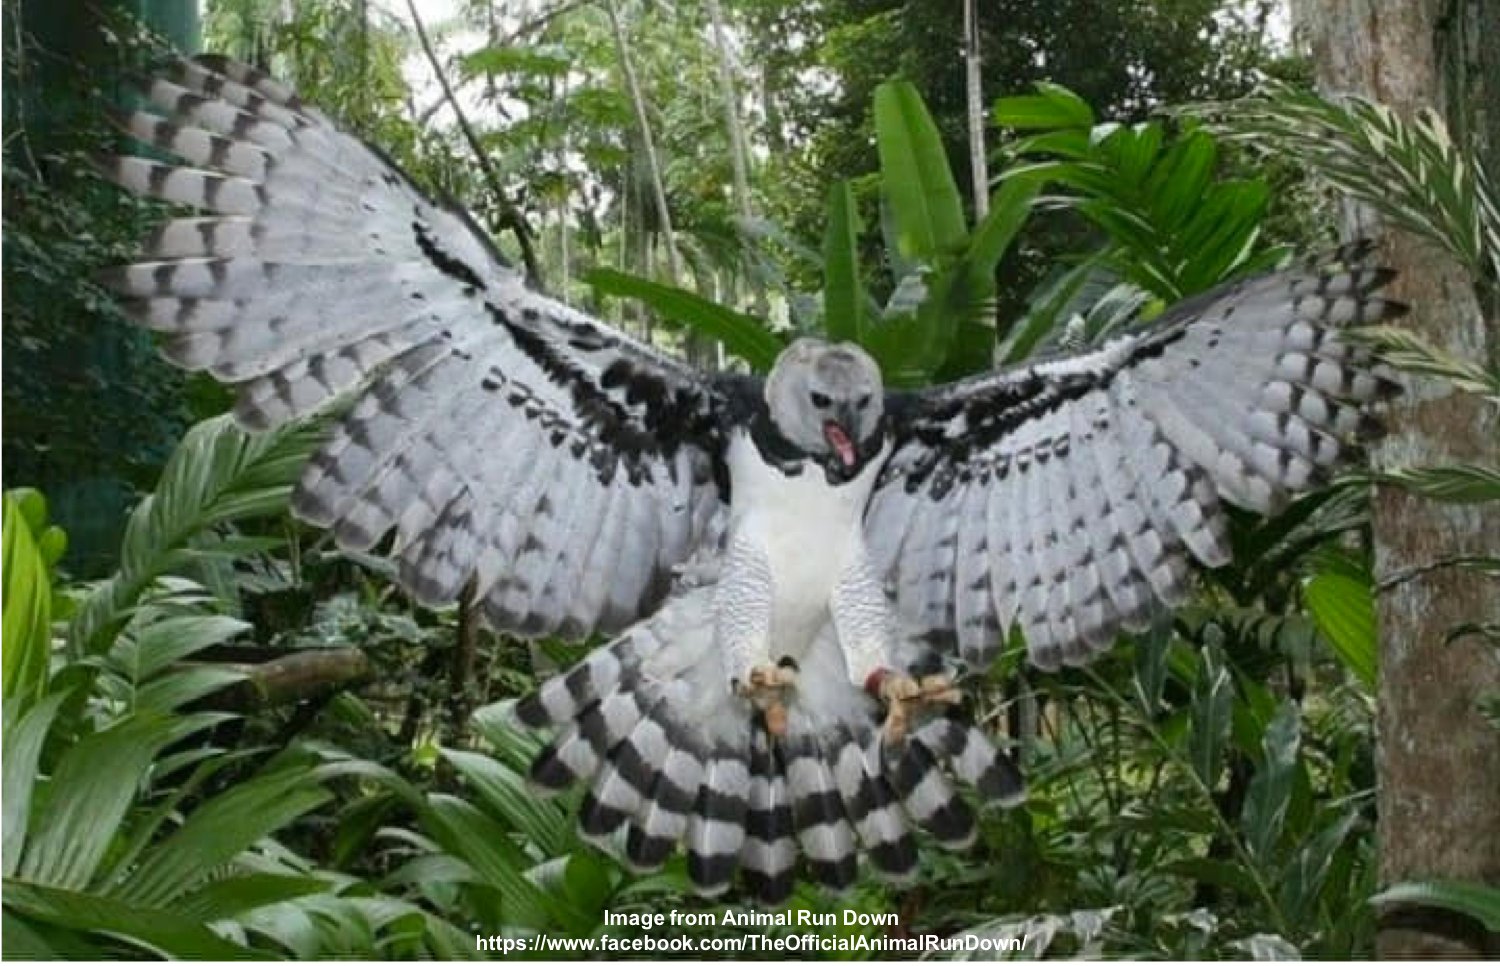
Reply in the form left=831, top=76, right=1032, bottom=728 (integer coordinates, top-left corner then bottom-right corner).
left=735, top=661, right=798, bottom=738
left=874, top=672, right=961, bottom=744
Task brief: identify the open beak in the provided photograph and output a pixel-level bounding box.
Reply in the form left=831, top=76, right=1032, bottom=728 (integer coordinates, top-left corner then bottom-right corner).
left=823, top=418, right=858, bottom=469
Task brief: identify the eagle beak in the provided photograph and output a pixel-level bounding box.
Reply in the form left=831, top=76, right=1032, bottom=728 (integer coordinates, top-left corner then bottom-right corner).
left=823, top=418, right=858, bottom=469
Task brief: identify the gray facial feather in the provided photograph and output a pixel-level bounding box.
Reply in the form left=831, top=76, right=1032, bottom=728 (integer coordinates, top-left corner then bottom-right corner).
left=763, top=338, right=884, bottom=458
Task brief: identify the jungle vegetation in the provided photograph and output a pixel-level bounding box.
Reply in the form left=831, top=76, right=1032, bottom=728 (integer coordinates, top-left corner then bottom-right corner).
left=3, top=0, right=1497, bottom=957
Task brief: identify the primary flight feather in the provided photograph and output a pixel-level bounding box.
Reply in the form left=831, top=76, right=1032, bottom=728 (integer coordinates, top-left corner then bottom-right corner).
left=102, top=55, right=1404, bottom=903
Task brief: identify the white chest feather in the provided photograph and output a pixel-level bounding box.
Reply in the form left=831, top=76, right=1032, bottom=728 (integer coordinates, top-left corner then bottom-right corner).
left=723, top=431, right=886, bottom=653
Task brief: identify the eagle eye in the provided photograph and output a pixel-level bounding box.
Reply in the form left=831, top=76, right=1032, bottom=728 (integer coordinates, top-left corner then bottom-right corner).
left=809, top=391, right=832, bottom=408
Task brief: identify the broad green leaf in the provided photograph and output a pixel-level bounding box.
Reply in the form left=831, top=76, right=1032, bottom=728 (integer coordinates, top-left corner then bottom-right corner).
left=174, top=873, right=331, bottom=921
left=112, top=614, right=252, bottom=682
left=993, top=83, right=1095, bottom=131
left=1189, top=639, right=1234, bottom=787
left=584, top=268, right=783, bottom=372
left=3, top=494, right=53, bottom=711
left=2, top=907, right=109, bottom=959
left=1304, top=571, right=1377, bottom=688
left=18, top=714, right=180, bottom=889
left=113, top=768, right=331, bottom=906
left=1278, top=809, right=1359, bottom=923
left=874, top=80, right=968, bottom=260
left=1000, top=260, right=1099, bottom=363
left=440, top=747, right=571, bottom=857
left=963, top=176, right=1041, bottom=297
left=421, top=795, right=560, bottom=930
left=1370, top=879, right=1500, bottom=931
left=822, top=180, right=869, bottom=344
left=70, top=415, right=317, bottom=657
left=3, top=880, right=267, bottom=960
left=2, top=691, right=70, bottom=875
left=1132, top=618, right=1172, bottom=717
left=132, top=666, right=247, bottom=713
left=1241, top=701, right=1302, bottom=861
left=1148, top=132, right=1217, bottom=232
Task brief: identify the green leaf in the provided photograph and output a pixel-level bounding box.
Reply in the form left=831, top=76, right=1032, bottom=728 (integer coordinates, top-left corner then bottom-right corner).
left=420, top=794, right=560, bottom=931
left=874, top=80, right=968, bottom=260
left=174, top=873, right=331, bottom=921
left=112, top=767, right=331, bottom=906
left=3, top=879, right=269, bottom=959
left=993, top=83, right=1095, bottom=131
left=1374, top=464, right=1500, bottom=503
left=440, top=748, right=571, bottom=858
left=1370, top=879, right=1500, bottom=931
left=459, top=44, right=571, bottom=79
left=2, top=692, right=70, bottom=876
left=70, top=415, right=319, bottom=657
left=1189, top=639, right=1234, bottom=787
left=1241, top=701, right=1302, bottom=862
left=584, top=268, right=783, bottom=372
left=1278, top=809, right=1359, bottom=923
left=132, top=666, right=247, bottom=713
left=112, top=614, right=252, bottom=682
left=963, top=176, right=1041, bottom=296
left=822, top=181, right=869, bottom=344
left=1304, top=571, right=1377, bottom=689
left=3, top=494, right=53, bottom=712
left=17, top=714, right=181, bottom=889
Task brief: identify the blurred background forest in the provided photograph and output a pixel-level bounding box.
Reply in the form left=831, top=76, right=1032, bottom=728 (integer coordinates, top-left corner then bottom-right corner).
left=3, top=0, right=1497, bottom=958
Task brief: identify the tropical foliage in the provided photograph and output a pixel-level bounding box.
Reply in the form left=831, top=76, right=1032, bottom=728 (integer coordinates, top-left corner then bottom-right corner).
left=4, top=0, right=1498, bottom=958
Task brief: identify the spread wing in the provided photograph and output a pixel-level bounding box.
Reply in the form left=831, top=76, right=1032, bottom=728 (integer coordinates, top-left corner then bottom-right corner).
left=101, top=55, right=731, bottom=637
left=865, top=246, right=1404, bottom=670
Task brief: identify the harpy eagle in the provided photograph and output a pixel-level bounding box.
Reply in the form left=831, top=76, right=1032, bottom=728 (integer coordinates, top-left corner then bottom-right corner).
left=102, top=56, right=1404, bottom=903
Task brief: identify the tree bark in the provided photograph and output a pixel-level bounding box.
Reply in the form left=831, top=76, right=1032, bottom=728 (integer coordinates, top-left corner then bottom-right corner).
left=1294, top=0, right=1500, bottom=957
left=962, top=0, right=988, bottom=220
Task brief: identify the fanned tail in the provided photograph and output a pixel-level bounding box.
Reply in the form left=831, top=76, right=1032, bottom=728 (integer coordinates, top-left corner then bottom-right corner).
left=514, top=587, right=1026, bottom=903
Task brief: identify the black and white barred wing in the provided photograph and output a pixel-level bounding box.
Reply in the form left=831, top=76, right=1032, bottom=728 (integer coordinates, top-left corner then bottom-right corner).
left=101, top=56, right=727, bottom=636
left=866, top=249, right=1403, bottom=670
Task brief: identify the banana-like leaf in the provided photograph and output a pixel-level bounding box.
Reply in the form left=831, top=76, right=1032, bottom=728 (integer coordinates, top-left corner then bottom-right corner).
left=3, top=494, right=53, bottom=713
left=1303, top=571, right=1377, bottom=689
left=993, top=82, right=1095, bottom=131
left=584, top=267, right=783, bottom=372
left=874, top=80, right=968, bottom=262
left=822, top=180, right=870, bottom=344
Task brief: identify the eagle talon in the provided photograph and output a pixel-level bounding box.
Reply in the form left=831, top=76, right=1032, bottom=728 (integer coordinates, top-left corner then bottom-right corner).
left=735, top=663, right=798, bottom=737
left=877, top=673, right=960, bottom=743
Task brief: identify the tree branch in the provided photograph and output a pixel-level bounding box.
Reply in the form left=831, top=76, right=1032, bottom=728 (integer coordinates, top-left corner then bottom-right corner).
left=403, top=0, right=545, bottom=288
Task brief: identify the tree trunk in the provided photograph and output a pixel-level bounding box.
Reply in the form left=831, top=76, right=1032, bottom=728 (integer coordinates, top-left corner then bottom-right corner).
left=962, top=0, right=988, bottom=219
left=605, top=0, right=682, bottom=282
left=1294, top=1, right=1500, bottom=957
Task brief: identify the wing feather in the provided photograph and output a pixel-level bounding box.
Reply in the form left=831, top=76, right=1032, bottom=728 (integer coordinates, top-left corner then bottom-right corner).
left=870, top=248, right=1404, bottom=668
left=103, top=56, right=737, bottom=637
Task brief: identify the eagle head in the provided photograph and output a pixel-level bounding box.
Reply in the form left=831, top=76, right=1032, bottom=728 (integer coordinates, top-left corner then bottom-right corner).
left=764, top=338, right=885, bottom=480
